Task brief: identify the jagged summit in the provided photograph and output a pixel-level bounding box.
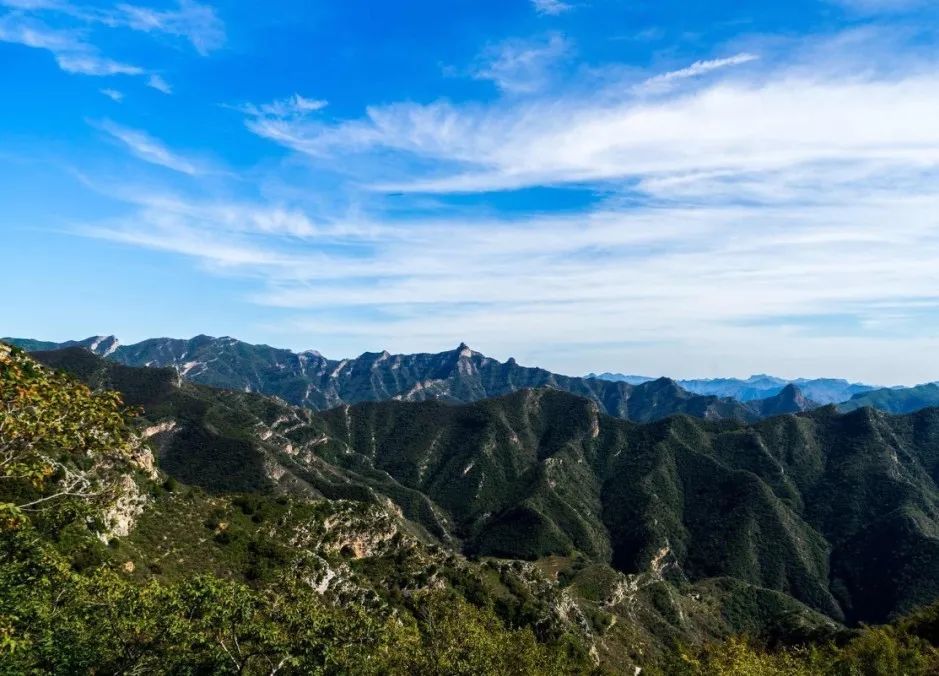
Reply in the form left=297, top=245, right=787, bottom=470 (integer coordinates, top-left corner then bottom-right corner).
left=20, top=332, right=939, bottom=418
left=5, top=334, right=757, bottom=423
left=751, top=383, right=818, bottom=416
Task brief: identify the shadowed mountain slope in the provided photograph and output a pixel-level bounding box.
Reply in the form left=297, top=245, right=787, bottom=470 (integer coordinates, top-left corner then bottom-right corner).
left=308, top=392, right=939, bottom=625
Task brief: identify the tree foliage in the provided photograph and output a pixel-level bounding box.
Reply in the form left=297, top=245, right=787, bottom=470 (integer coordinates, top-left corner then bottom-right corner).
left=0, top=513, right=586, bottom=674
left=0, top=344, right=137, bottom=516
left=670, top=623, right=939, bottom=676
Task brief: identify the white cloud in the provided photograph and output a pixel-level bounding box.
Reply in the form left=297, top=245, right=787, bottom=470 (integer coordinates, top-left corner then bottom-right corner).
left=1, top=0, right=225, bottom=52
left=114, top=0, right=225, bottom=55
left=55, top=52, right=143, bottom=75
left=96, top=121, right=200, bottom=175
left=147, top=73, right=172, bottom=94
left=0, top=0, right=223, bottom=85
left=100, top=87, right=124, bottom=101
left=64, top=28, right=939, bottom=383
left=531, top=0, right=572, bottom=16
left=0, top=0, right=63, bottom=9
left=238, top=94, right=329, bottom=118
left=246, top=66, right=939, bottom=197
left=472, top=33, right=570, bottom=93
left=0, top=12, right=144, bottom=76
left=639, top=52, right=759, bottom=91
left=80, top=186, right=939, bottom=383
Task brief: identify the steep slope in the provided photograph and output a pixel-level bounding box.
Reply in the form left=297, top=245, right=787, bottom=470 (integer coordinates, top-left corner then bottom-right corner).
left=31, top=346, right=326, bottom=496
left=840, top=383, right=939, bottom=415
left=1, top=335, right=121, bottom=355
left=13, top=335, right=758, bottom=423
left=306, top=394, right=939, bottom=625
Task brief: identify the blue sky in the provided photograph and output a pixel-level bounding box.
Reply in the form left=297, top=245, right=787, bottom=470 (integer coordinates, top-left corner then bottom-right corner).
left=3, top=0, right=939, bottom=383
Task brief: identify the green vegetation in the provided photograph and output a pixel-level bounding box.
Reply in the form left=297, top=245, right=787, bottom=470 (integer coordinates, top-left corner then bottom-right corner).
left=1, top=513, right=586, bottom=674
left=12, top=343, right=939, bottom=673
left=0, top=343, right=139, bottom=523
left=0, top=345, right=591, bottom=674
left=840, top=382, right=939, bottom=415
left=669, top=606, right=939, bottom=675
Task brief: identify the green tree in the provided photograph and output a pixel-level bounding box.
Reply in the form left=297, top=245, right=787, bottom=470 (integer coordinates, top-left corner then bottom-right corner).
left=0, top=344, right=137, bottom=516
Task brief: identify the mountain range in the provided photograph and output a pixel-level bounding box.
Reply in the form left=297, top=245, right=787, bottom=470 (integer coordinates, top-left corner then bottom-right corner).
left=25, top=348, right=939, bottom=633
left=588, top=372, right=879, bottom=405
left=5, top=334, right=820, bottom=422
left=840, top=382, right=939, bottom=415
left=18, top=335, right=939, bottom=420
left=10, top=340, right=939, bottom=671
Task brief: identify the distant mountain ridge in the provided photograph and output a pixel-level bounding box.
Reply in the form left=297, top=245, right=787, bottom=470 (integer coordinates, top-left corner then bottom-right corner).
left=585, top=372, right=655, bottom=386
left=840, top=383, right=939, bottom=415
left=591, top=371, right=879, bottom=404
left=5, top=334, right=811, bottom=422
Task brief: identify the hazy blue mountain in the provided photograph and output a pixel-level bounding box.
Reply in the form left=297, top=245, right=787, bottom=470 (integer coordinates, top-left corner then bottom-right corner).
left=748, top=383, right=818, bottom=416
left=585, top=372, right=655, bottom=385
left=790, top=378, right=880, bottom=405
left=591, top=371, right=878, bottom=405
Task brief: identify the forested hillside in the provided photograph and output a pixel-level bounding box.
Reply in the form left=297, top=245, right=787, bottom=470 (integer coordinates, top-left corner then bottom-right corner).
left=8, top=343, right=939, bottom=674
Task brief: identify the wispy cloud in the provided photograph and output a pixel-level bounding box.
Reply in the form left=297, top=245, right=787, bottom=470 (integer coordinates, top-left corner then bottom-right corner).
left=114, top=0, right=225, bottom=55
left=238, top=94, right=329, bottom=118
left=99, top=87, right=123, bottom=101
left=0, top=12, right=144, bottom=76
left=1, top=0, right=225, bottom=52
left=55, top=52, right=143, bottom=75
left=146, top=73, right=171, bottom=94
left=471, top=33, right=570, bottom=93
left=0, top=0, right=223, bottom=86
left=80, top=183, right=939, bottom=382
left=243, top=59, right=939, bottom=197
left=639, top=52, right=759, bottom=91
left=96, top=121, right=200, bottom=175
left=531, top=0, right=572, bottom=16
